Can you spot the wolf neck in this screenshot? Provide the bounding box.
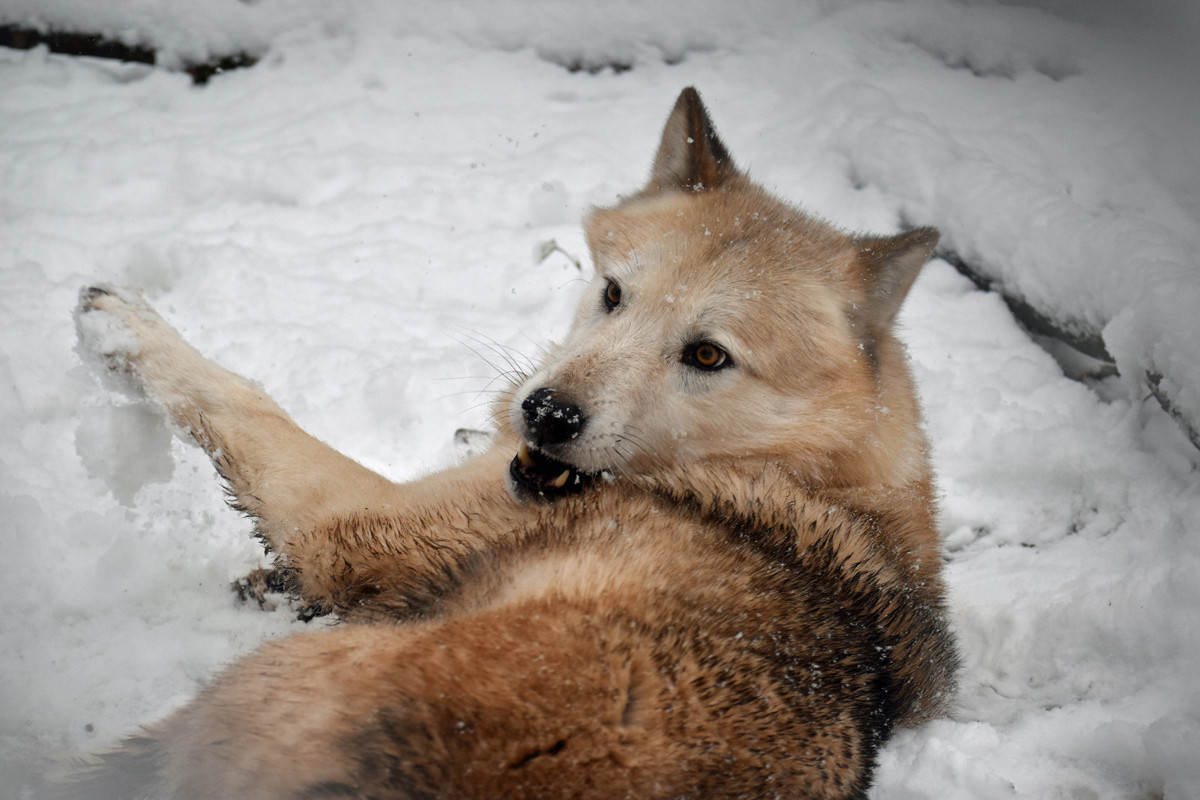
[631,452,940,596]
[640,451,933,524]
[819,329,936,515]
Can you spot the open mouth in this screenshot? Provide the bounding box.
[508,441,596,501]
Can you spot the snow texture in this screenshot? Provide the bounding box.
[1,1,1198,797]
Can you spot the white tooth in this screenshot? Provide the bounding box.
[550,470,571,488]
[517,442,534,467]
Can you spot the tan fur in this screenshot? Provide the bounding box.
[70,88,956,800]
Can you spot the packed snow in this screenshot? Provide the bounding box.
[2,1,1198,797]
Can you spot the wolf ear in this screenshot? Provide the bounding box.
[852,227,939,329]
[644,87,738,194]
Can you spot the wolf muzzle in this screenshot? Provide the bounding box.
[509,387,597,501]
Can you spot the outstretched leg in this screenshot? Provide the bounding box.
[77,286,399,542]
[75,286,520,610]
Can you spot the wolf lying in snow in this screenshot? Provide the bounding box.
[72,87,957,799]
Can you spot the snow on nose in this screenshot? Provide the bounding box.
[521,387,585,446]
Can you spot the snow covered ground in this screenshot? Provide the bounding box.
[2,1,1198,797]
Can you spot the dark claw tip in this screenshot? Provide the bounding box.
[79,286,112,310]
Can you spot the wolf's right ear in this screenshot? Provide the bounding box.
[852,227,940,330]
[643,87,738,195]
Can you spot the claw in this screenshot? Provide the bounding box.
[79,285,112,310]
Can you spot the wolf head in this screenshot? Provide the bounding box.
[508,88,937,502]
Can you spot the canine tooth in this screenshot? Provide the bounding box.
[550,470,571,488]
[517,442,534,468]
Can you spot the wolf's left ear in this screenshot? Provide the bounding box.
[644,87,738,194]
[852,227,939,329]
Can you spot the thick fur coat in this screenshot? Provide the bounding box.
[70,88,957,800]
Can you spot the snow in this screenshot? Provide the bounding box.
[2,1,1198,797]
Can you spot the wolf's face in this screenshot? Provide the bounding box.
[507,90,936,502]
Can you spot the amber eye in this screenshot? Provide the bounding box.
[683,342,730,371]
[603,279,622,311]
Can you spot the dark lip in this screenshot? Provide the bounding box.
[508,442,596,502]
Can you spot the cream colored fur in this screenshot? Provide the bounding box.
[68,88,956,800]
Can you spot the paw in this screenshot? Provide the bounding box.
[76,286,142,371]
[232,566,295,612]
[74,285,182,395]
[232,567,331,622]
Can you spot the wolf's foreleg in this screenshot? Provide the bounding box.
[76,286,401,536]
[75,286,516,608]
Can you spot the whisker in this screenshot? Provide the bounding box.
[431,386,503,403]
[452,337,522,382]
[453,328,536,376]
[446,328,542,417]
[618,424,655,455]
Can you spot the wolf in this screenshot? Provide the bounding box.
[70,87,957,799]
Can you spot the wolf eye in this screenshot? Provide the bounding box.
[603,280,622,312]
[683,342,730,371]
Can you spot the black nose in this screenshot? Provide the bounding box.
[521,387,585,446]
